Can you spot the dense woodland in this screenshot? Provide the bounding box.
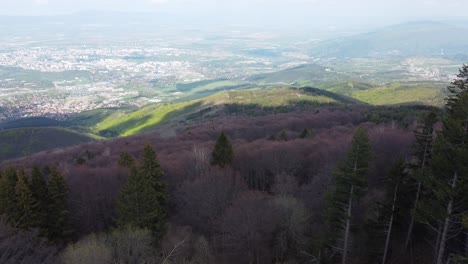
[0,65,468,264]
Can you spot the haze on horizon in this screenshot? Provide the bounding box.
[1,0,467,30]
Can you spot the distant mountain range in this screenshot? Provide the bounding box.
[310,21,468,58]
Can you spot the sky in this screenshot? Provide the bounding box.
[0,0,467,28]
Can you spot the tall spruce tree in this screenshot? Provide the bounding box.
[0,167,18,224]
[15,168,41,229]
[280,130,288,141]
[210,131,233,168]
[405,111,438,249]
[324,128,372,264]
[419,65,468,264]
[30,166,49,233]
[0,169,5,216]
[117,145,167,242]
[118,152,136,169]
[300,128,312,139]
[140,144,166,208]
[47,166,72,241]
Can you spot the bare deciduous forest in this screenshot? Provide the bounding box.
[1,66,468,264]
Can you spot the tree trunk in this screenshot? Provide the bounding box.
[433,224,442,264]
[342,185,354,264]
[465,230,468,255]
[382,183,399,264]
[406,136,431,250]
[436,171,458,264]
[405,181,421,249]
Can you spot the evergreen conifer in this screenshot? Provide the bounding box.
[210,132,233,167]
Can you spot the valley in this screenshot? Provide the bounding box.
[0,20,464,123]
[1,9,468,264]
[0,26,460,161]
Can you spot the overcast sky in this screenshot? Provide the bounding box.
[0,0,466,28]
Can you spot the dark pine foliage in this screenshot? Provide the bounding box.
[420,65,468,264]
[117,144,167,243]
[0,167,18,225]
[29,166,49,234]
[14,168,41,229]
[323,128,372,263]
[211,131,234,168]
[47,166,72,241]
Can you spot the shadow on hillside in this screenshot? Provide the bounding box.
[0,127,93,161]
[300,87,363,105]
[99,102,204,137]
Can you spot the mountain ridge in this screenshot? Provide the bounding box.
[310,21,468,58]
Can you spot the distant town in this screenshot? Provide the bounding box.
[0,29,457,122]
[0,30,314,121]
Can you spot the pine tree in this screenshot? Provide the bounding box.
[118,152,136,169]
[405,111,438,249]
[324,128,372,264]
[210,131,233,168]
[0,167,18,224]
[140,144,167,239]
[117,145,167,243]
[280,130,288,141]
[47,166,72,241]
[30,166,49,233]
[15,168,41,229]
[300,128,312,139]
[419,65,468,264]
[140,144,166,206]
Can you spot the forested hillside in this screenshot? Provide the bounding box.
[0,127,94,161]
[0,65,467,264]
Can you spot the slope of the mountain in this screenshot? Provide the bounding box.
[246,65,447,106]
[0,85,379,161]
[92,87,357,137]
[310,21,468,58]
[321,81,447,106]
[0,127,94,161]
[0,117,67,129]
[0,91,439,264]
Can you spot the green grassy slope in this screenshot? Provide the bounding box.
[67,108,122,128]
[0,127,94,161]
[352,84,443,105]
[205,87,357,106]
[95,101,200,137]
[247,64,447,106]
[320,81,446,105]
